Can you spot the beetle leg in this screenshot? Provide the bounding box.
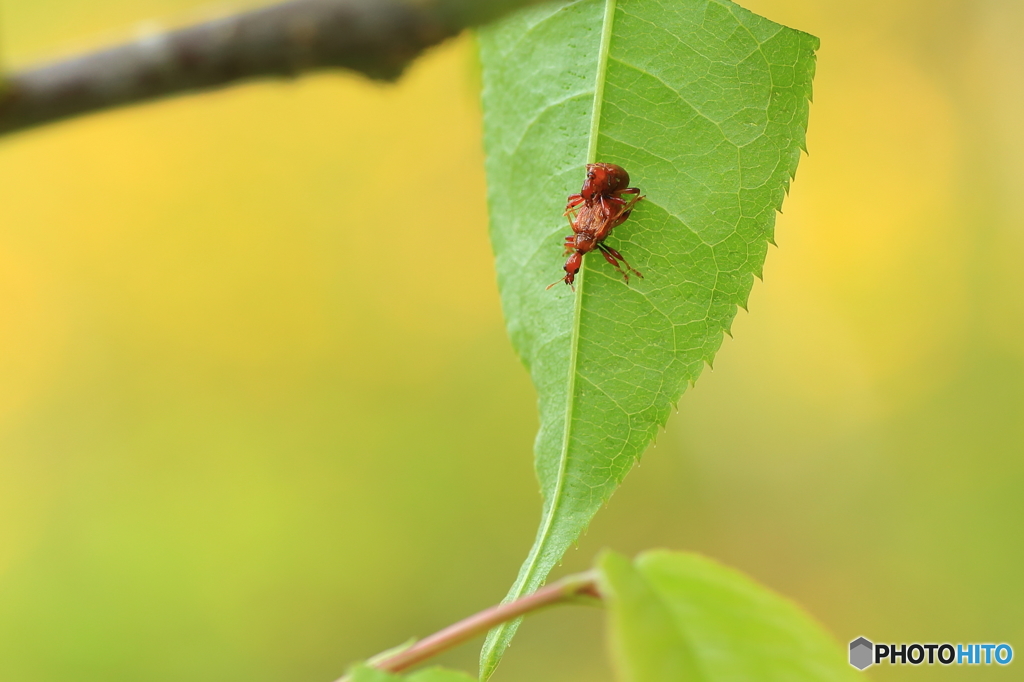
[598,195,620,221]
[622,192,644,210]
[600,243,643,281]
[597,245,631,283]
[564,194,585,219]
[607,194,645,229]
[599,193,640,223]
[609,192,642,212]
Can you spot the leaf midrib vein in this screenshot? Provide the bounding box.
[512,0,620,603]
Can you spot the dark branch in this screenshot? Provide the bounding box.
[0,0,549,137]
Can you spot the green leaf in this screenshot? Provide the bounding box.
[598,551,858,682]
[349,665,478,682]
[477,0,817,676]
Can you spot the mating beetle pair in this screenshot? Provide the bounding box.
[548,163,644,290]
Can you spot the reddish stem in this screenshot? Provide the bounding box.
[335,572,600,681]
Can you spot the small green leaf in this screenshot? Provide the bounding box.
[478,0,817,676]
[403,670,478,682]
[349,665,477,682]
[598,552,702,680]
[349,666,399,682]
[366,638,418,667]
[598,551,859,682]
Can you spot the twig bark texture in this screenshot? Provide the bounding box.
[0,0,546,137]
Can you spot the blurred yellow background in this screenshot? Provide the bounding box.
[0,1,1021,680]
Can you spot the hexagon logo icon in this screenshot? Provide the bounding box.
[849,637,874,670]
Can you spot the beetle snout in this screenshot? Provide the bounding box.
[564,251,583,274]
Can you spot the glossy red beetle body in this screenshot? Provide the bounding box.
[549,163,645,289]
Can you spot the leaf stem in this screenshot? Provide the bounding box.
[337,571,601,681]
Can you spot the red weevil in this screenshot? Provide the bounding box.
[549,163,645,289]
